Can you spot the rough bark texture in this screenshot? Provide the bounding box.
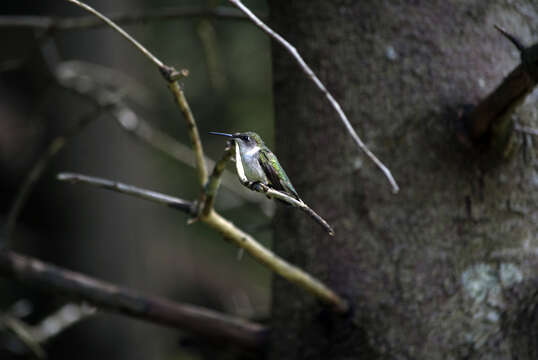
[268,1,538,359]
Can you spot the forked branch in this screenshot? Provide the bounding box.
[62,0,348,312]
[57,172,348,313]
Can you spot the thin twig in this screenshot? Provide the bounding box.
[201,144,234,216]
[167,81,209,186]
[3,109,103,246]
[0,7,251,31]
[57,173,195,213]
[227,0,399,194]
[64,0,210,187]
[65,0,164,68]
[232,142,335,236]
[0,250,267,351]
[254,183,335,236]
[56,173,348,312]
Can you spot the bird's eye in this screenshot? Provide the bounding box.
[244,136,251,142]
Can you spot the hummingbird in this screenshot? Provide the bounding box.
[209,131,300,201]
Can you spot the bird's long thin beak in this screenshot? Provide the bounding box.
[208,131,234,138]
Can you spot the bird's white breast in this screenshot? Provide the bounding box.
[240,145,267,182]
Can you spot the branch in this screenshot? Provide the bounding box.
[465,27,538,141]
[54,61,262,208]
[166,78,209,186]
[57,173,195,214]
[227,0,399,194]
[201,144,234,216]
[59,0,347,312]
[232,142,335,236]
[203,211,345,311]
[0,250,267,351]
[64,0,209,186]
[0,7,250,31]
[56,172,349,313]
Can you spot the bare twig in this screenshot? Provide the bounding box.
[227,0,399,194]
[0,250,267,351]
[201,144,235,216]
[57,172,195,213]
[203,211,345,311]
[3,109,104,246]
[56,172,348,312]
[465,27,538,140]
[232,142,335,236]
[167,80,209,186]
[64,0,209,186]
[0,7,250,31]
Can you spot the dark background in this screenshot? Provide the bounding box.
[0,1,272,359]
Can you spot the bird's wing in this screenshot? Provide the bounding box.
[258,148,300,200]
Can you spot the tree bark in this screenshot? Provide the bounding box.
[268,1,538,359]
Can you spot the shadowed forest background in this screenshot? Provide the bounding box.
[1,0,272,359]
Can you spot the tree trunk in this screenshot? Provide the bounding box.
[268,1,538,359]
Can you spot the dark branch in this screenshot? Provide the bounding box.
[0,6,252,31]
[0,250,268,351]
[465,28,538,141]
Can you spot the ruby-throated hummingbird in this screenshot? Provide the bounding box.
[209,131,300,201]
